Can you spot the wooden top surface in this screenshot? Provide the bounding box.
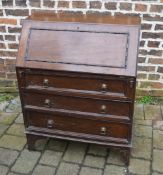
[27,11,141,26]
[17,12,140,77]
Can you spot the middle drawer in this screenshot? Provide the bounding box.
[24,92,131,118]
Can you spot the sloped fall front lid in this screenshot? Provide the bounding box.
[16,12,141,77]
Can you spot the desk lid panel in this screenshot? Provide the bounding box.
[16,17,140,77]
[27,29,128,68]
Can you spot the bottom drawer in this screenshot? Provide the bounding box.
[26,111,130,143]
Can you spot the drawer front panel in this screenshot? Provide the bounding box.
[24,92,131,117]
[26,111,130,141]
[25,73,135,99]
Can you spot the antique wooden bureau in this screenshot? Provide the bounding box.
[16,12,140,165]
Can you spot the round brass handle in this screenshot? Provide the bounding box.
[44,99,50,107]
[100,126,107,135]
[47,119,54,128]
[43,79,48,87]
[101,105,107,114]
[101,83,107,92]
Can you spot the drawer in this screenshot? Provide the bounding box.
[24,92,131,118]
[26,111,130,143]
[24,71,135,99]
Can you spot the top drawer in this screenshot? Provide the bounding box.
[21,70,135,100]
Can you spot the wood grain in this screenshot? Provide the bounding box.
[16,12,140,165]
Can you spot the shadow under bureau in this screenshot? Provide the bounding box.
[16,12,141,165]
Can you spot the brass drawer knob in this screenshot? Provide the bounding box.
[101,105,107,114]
[101,83,107,92]
[44,99,50,107]
[47,119,54,128]
[43,79,48,87]
[100,126,107,135]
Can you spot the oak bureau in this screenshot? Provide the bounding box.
[16,12,141,165]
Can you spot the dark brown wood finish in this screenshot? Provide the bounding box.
[16,12,140,165]
[24,69,136,100]
[26,111,130,142]
[17,13,140,77]
[24,92,131,118]
[27,30,128,67]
